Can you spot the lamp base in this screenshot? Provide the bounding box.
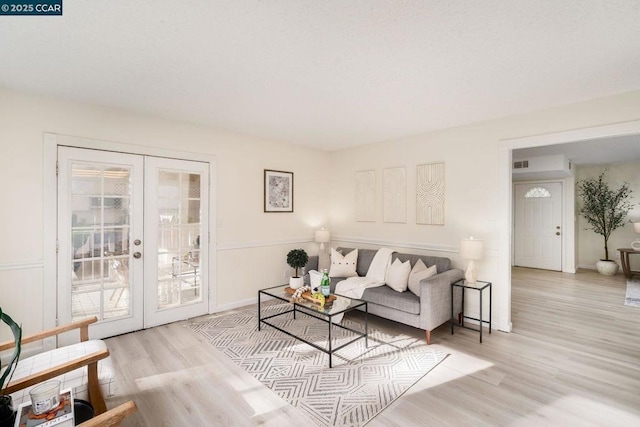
[465,260,478,284]
[632,240,640,251]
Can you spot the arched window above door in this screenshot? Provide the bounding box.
[524,187,551,198]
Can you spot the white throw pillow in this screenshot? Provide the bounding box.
[329,248,358,278]
[408,259,437,296]
[410,258,427,275]
[385,258,411,292]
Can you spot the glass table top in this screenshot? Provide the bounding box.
[259,285,366,317]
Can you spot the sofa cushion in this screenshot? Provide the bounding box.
[385,258,411,292]
[409,258,427,275]
[338,247,451,276]
[393,252,451,273]
[337,247,377,277]
[408,263,438,296]
[362,285,421,315]
[329,248,358,277]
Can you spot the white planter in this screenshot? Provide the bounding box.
[596,260,619,276]
[289,276,304,289]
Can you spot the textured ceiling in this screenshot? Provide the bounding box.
[1,1,640,150]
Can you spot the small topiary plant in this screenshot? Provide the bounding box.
[286,249,309,278]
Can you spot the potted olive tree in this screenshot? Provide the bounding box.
[577,172,633,275]
[287,248,308,289]
[0,308,22,427]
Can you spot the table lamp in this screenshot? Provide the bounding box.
[632,222,640,250]
[460,237,484,284]
[315,228,330,254]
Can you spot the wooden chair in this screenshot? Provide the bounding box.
[0,317,114,415]
[77,400,137,427]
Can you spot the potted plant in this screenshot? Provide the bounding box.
[0,307,22,427]
[287,248,309,289]
[577,171,633,275]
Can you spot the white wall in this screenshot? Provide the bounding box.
[576,162,640,270]
[2,87,640,340]
[0,88,331,339]
[328,90,640,332]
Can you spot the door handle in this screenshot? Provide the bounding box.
[133,252,142,259]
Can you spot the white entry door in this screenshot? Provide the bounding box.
[57,147,209,339]
[514,182,563,271]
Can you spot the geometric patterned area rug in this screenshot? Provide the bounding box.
[188,301,448,427]
[625,279,640,307]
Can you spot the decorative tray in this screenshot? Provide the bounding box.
[284,287,336,306]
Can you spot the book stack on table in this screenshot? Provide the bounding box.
[14,389,74,427]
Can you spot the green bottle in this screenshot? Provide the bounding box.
[320,269,330,297]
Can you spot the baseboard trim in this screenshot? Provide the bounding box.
[577,262,622,271]
[211,296,262,313]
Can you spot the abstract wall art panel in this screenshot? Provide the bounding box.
[416,163,445,225]
[383,167,406,223]
[355,170,376,222]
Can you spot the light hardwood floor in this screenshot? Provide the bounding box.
[106,268,640,426]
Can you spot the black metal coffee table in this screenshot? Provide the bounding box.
[258,285,368,368]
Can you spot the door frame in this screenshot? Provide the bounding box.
[512,180,567,271]
[43,133,217,343]
[498,119,640,333]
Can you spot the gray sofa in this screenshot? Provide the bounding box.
[305,247,463,344]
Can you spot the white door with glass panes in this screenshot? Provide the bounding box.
[57,147,209,339]
[144,157,209,328]
[514,182,563,271]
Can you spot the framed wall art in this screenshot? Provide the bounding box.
[264,169,294,212]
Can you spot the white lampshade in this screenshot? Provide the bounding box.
[460,237,484,260]
[634,222,640,234]
[315,228,331,243]
[460,237,483,284]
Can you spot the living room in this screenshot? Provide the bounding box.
[1,2,640,426]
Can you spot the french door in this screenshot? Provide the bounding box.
[143,156,209,328]
[57,147,209,339]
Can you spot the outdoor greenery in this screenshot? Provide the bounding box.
[577,172,634,261]
[286,249,308,278]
